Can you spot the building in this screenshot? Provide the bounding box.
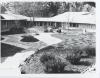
[1,12,96,32]
[0,13,29,32]
[28,12,96,32]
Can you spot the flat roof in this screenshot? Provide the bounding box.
[0,12,96,24]
[0,13,29,20]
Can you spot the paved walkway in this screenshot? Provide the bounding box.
[34,33,62,45]
[0,51,35,75]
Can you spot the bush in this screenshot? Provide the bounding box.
[83,46,96,57]
[66,53,81,65]
[21,35,39,42]
[50,29,53,32]
[44,29,48,32]
[21,70,26,74]
[57,29,61,33]
[10,27,25,34]
[66,46,96,64]
[40,54,55,64]
[35,32,39,35]
[1,27,25,35]
[40,54,66,73]
[66,47,82,64]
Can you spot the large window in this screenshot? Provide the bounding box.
[70,23,79,27]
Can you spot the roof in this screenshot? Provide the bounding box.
[0,13,29,20]
[32,12,96,24]
[0,12,96,24]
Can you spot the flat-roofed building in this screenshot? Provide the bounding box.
[0,13,29,32]
[27,12,95,32]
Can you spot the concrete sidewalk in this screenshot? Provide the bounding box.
[34,33,62,45]
[0,51,35,75]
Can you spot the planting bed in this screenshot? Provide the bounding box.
[19,32,96,74]
[21,35,39,42]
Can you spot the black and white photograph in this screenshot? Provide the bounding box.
[0,0,97,76]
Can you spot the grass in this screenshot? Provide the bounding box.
[1,43,25,62]
[19,31,96,74]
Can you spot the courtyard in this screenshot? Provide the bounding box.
[18,29,95,74]
[0,27,96,74]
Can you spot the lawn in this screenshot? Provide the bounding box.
[19,32,96,74]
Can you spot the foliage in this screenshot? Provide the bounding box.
[66,46,96,64]
[44,29,49,32]
[1,27,25,35]
[10,27,25,34]
[66,47,82,64]
[40,54,66,73]
[2,2,95,17]
[83,46,96,57]
[57,29,62,33]
[40,54,55,64]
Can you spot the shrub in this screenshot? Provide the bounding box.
[83,46,96,57]
[44,29,48,32]
[21,70,26,74]
[50,29,53,32]
[66,53,81,65]
[40,54,55,64]
[57,29,61,33]
[35,32,39,35]
[21,35,39,42]
[1,27,25,35]
[66,47,82,64]
[10,27,25,34]
[40,54,66,73]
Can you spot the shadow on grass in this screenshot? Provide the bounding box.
[45,70,80,74]
[72,61,91,66]
[1,43,25,57]
[62,70,80,73]
[1,37,5,40]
